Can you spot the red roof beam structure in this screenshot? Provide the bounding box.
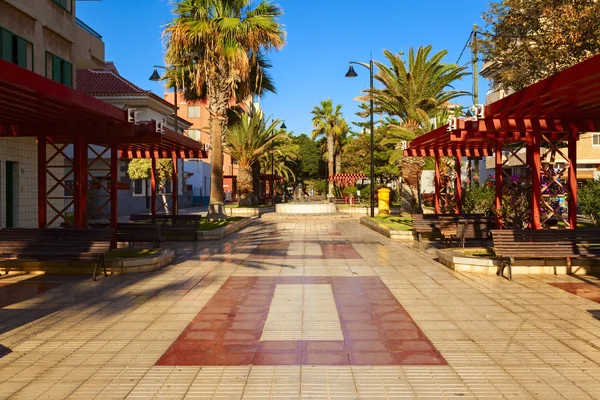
[453,118,599,134]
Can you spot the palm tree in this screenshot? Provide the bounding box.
[333,120,351,175]
[365,45,469,211]
[164,0,285,219]
[225,111,285,206]
[311,99,346,197]
[260,133,300,183]
[369,45,469,128]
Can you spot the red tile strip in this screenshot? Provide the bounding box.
[550,282,600,303]
[156,276,446,366]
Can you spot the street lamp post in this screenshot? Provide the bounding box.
[345,56,375,218]
[149,66,179,134]
[273,122,287,204]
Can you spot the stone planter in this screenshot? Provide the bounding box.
[226,207,274,217]
[360,217,414,241]
[436,247,600,275]
[197,217,252,240]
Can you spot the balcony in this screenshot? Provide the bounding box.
[76,18,102,39]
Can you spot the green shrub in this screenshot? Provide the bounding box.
[579,179,600,226]
[343,186,358,197]
[313,179,327,195]
[462,183,495,215]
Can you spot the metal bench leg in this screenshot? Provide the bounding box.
[497,260,512,280]
[417,232,422,242]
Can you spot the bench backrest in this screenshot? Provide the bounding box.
[491,229,578,258]
[0,228,113,260]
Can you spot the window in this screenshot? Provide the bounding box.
[52,0,72,13]
[133,180,145,196]
[593,133,600,147]
[187,129,201,141]
[0,28,33,70]
[45,52,73,87]
[188,106,201,118]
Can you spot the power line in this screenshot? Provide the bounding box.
[456,30,474,64]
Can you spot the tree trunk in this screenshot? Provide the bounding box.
[335,152,342,175]
[252,162,261,204]
[206,81,229,221]
[237,165,254,207]
[327,134,334,197]
[400,156,425,213]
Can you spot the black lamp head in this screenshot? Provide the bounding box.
[280,122,287,130]
[149,68,161,81]
[345,64,358,78]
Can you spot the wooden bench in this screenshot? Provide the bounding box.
[116,224,163,247]
[129,215,200,241]
[0,228,113,280]
[491,229,600,280]
[412,214,493,244]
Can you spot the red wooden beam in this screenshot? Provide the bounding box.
[434,155,441,214]
[151,156,157,216]
[530,132,542,230]
[495,140,503,229]
[568,125,578,230]
[38,136,47,228]
[172,155,179,216]
[110,142,119,247]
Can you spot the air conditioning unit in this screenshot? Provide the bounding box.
[204,143,211,151]
[475,104,485,119]
[400,141,408,150]
[126,108,140,124]
[447,118,458,131]
[156,121,165,134]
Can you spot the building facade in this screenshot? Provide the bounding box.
[0,0,105,228]
[163,93,240,205]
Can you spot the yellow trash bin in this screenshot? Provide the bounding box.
[377,187,391,216]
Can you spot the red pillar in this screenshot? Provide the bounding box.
[172,156,179,216]
[495,140,503,229]
[110,143,119,247]
[38,136,47,228]
[434,154,441,214]
[568,127,578,229]
[151,156,157,216]
[530,132,542,230]
[74,137,88,228]
[455,152,462,214]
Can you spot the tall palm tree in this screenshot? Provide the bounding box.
[165,0,285,219]
[311,99,346,197]
[365,45,469,211]
[225,111,285,206]
[333,120,351,175]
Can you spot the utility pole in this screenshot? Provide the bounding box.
[472,24,479,106]
[471,24,480,185]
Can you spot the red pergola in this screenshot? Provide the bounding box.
[0,59,207,241]
[328,173,367,187]
[404,53,600,230]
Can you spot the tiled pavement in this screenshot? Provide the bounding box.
[1,220,600,399]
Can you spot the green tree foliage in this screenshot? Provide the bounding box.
[481,0,600,90]
[292,134,324,179]
[164,0,285,219]
[127,159,173,182]
[579,179,600,226]
[311,99,348,196]
[342,128,399,185]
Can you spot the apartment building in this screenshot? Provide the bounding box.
[164,93,240,205]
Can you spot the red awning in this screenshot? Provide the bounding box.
[0,59,207,159]
[404,53,600,157]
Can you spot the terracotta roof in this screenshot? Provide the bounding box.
[76,69,149,97]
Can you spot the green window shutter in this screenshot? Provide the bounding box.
[63,60,73,87]
[1,29,13,63]
[16,37,27,69]
[60,0,68,7]
[52,54,62,82]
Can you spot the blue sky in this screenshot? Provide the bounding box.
[78,0,490,136]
